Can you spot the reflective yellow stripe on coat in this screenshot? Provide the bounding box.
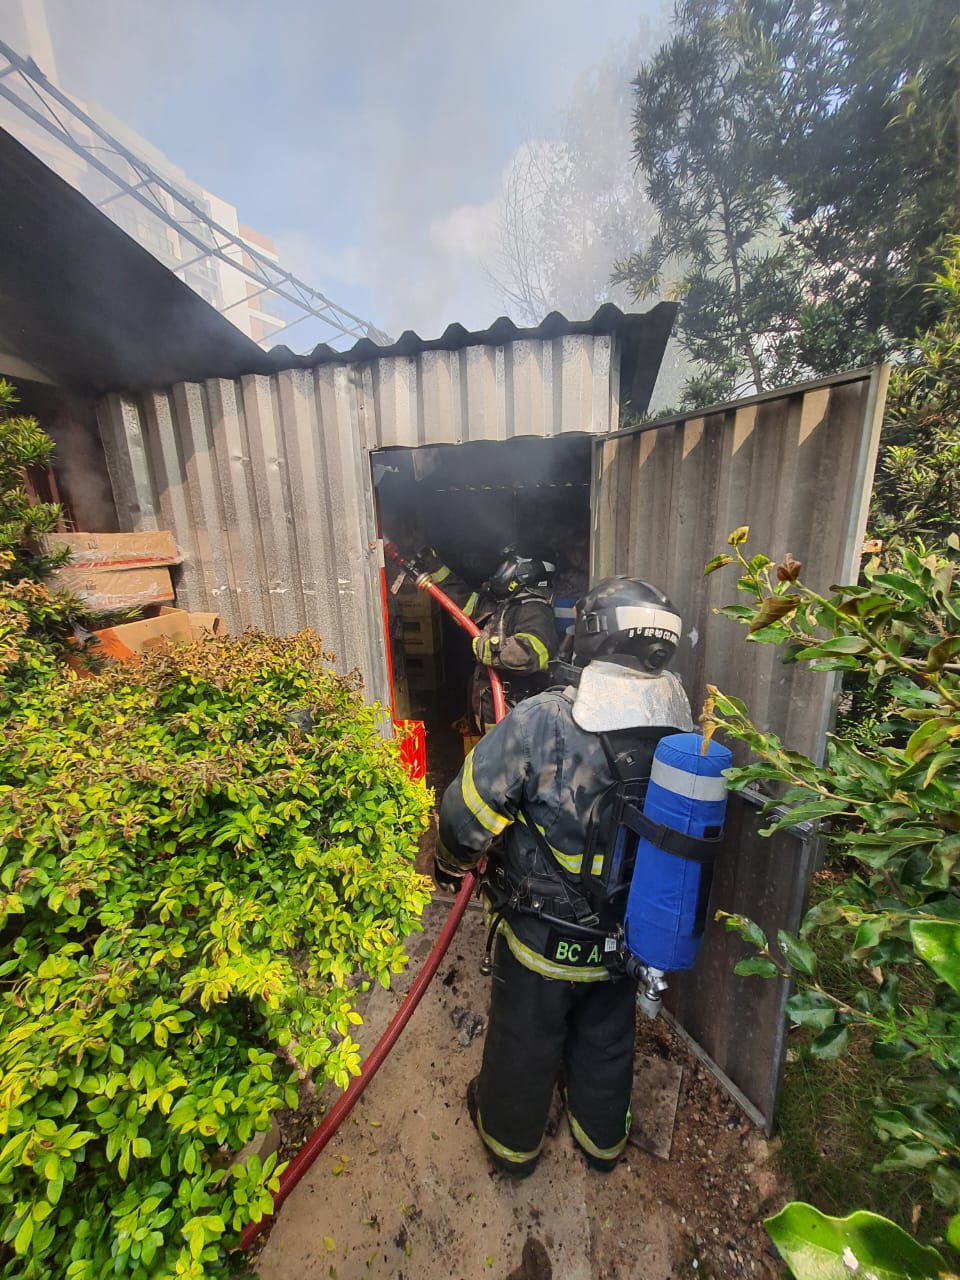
[461,750,510,836]
[513,631,550,670]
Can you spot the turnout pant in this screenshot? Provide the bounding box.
[474,935,635,1170]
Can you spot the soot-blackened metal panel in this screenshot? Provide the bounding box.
[591,366,888,1130]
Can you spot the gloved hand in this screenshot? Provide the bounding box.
[432,855,464,894]
[384,540,438,590]
[472,626,500,667]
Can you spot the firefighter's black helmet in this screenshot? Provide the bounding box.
[573,576,681,671]
[486,547,554,598]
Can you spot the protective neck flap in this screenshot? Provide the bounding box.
[571,660,694,733]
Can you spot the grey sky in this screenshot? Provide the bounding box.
[37,0,666,340]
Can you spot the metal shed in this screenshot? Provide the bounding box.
[95,303,677,707]
[95,344,886,1130]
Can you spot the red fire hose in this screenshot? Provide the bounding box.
[236,544,505,1252]
[383,542,508,723]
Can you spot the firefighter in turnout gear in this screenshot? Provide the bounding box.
[404,544,559,734]
[437,577,694,1177]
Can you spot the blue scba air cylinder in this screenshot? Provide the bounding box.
[623,733,731,973]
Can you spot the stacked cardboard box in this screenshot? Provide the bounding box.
[404,650,446,691]
[45,530,181,610]
[67,607,223,673]
[395,584,445,690]
[396,586,442,654]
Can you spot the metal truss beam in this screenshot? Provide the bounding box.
[0,39,392,350]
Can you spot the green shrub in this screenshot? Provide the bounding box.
[0,629,432,1278]
[872,238,960,545]
[0,379,64,582]
[703,530,960,1270]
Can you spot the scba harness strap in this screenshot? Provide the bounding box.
[617,803,724,864]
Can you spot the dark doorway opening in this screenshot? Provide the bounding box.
[372,435,593,817]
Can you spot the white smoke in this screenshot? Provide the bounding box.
[28,0,669,342]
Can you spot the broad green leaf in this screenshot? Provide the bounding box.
[852,920,881,957]
[869,573,930,608]
[904,717,954,763]
[704,553,734,576]
[763,798,850,830]
[794,636,870,657]
[785,991,834,1030]
[877,1142,941,1171]
[748,594,800,634]
[718,912,767,950]
[13,1214,32,1255]
[872,1110,923,1141]
[808,1024,849,1059]
[746,624,795,643]
[776,931,817,976]
[871,1037,912,1061]
[734,957,779,978]
[909,921,960,995]
[764,1203,944,1280]
[778,640,808,664]
[835,592,899,622]
[925,634,960,671]
[825,739,895,791]
[923,888,960,919]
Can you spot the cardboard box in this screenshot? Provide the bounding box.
[400,610,442,655]
[73,608,224,666]
[395,586,436,624]
[48,565,175,610]
[158,607,223,640]
[45,530,181,569]
[405,649,445,692]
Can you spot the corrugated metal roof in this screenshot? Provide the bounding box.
[263,302,677,416]
[97,315,645,693]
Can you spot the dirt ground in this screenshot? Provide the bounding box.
[250,895,793,1280]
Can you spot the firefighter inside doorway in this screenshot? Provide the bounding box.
[373,437,592,745]
[387,542,559,734]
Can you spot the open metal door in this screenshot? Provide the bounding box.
[591,366,888,1131]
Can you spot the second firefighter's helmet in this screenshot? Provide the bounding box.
[573,576,681,672]
[486,547,554,598]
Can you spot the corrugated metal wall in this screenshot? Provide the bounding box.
[592,365,888,1128]
[593,367,887,761]
[96,334,620,707]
